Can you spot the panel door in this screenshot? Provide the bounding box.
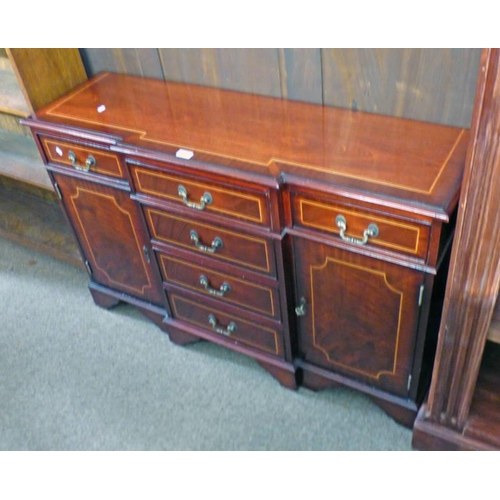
[52,173,164,306]
[292,237,425,396]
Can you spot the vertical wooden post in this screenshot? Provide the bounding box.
[419,48,500,435]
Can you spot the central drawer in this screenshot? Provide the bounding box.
[169,292,284,357]
[130,163,272,227]
[157,253,281,320]
[144,207,277,276]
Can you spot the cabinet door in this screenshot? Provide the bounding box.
[53,173,163,306]
[293,237,424,396]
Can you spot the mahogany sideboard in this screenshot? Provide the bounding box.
[22,72,469,427]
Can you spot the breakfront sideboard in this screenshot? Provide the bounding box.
[23,72,469,426]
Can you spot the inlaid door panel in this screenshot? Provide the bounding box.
[292,237,424,396]
[52,173,164,305]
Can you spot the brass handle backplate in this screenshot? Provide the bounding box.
[208,314,237,336]
[190,230,223,253]
[178,185,212,210]
[335,215,379,246]
[68,150,95,172]
[200,275,231,297]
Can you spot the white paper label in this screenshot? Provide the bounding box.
[97,104,106,113]
[175,148,194,160]
[55,146,63,156]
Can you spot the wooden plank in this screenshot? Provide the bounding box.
[0,55,30,115]
[80,48,481,127]
[158,48,282,96]
[0,130,52,189]
[7,48,87,114]
[0,112,31,135]
[279,48,322,104]
[321,48,482,127]
[81,48,164,79]
[158,48,218,86]
[213,48,281,96]
[159,48,191,84]
[0,66,30,116]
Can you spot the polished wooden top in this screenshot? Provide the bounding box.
[32,72,469,219]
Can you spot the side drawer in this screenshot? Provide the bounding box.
[129,163,271,227]
[291,193,430,259]
[157,253,281,320]
[169,292,284,358]
[39,136,124,179]
[144,207,277,276]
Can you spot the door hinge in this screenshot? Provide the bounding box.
[407,374,412,391]
[84,260,92,275]
[54,182,62,200]
[418,285,425,307]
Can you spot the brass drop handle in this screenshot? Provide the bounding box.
[68,150,95,172]
[178,185,212,210]
[190,230,223,253]
[335,215,379,246]
[295,297,307,316]
[200,275,231,297]
[208,314,237,336]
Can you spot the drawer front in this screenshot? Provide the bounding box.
[292,195,429,259]
[145,207,276,276]
[170,293,284,357]
[158,253,280,320]
[130,165,271,227]
[40,136,123,179]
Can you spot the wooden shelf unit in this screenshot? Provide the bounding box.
[412,48,500,451]
[0,48,87,190]
[0,54,31,117]
[0,49,87,265]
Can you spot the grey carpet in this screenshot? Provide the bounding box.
[0,236,413,450]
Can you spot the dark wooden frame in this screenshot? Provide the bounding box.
[412,48,500,451]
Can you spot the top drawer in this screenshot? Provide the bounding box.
[129,163,272,228]
[291,193,431,260]
[40,136,124,179]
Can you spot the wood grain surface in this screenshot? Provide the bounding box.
[35,72,469,217]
